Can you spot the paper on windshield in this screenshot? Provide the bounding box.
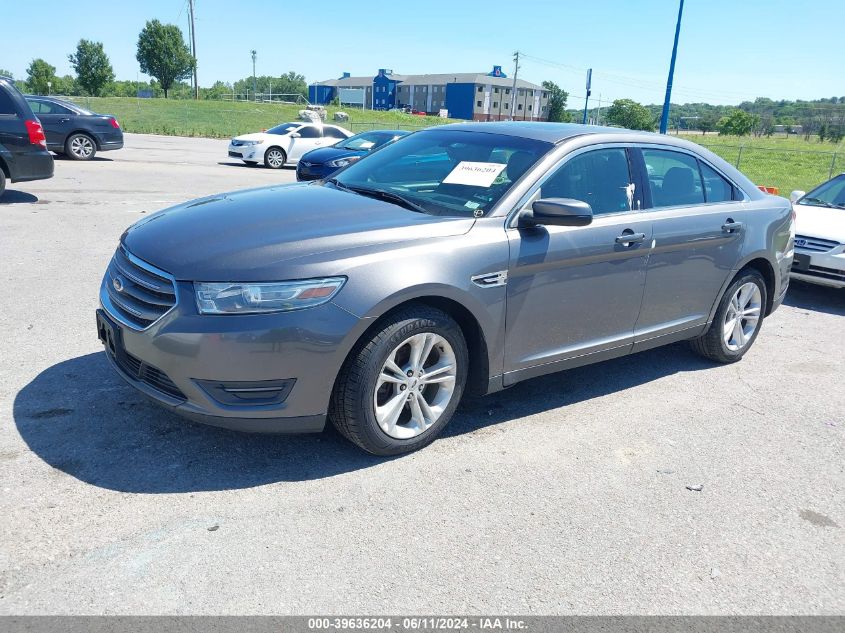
[359,141,375,149]
[442,161,506,187]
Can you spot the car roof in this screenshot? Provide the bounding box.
[434,121,662,144]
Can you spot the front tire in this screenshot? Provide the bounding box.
[690,268,767,363]
[264,147,286,169]
[330,305,468,455]
[65,133,96,160]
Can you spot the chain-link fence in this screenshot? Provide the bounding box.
[696,143,840,194]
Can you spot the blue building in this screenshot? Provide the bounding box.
[309,66,549,121]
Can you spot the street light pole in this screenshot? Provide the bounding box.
[251,50,257,101]
[659,0,685,134]
[188,0,198,99]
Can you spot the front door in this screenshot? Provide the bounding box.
[288,125,323,162]
[504,146,652,384]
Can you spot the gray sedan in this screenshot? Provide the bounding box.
[97,122,793,455]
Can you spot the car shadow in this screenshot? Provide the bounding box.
[14,343,714,494]
[0,190,39,204]
[784,280,845,316]
[217,161,296,171]
[52,154,113,162]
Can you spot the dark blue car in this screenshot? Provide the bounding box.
[296,129,408,181]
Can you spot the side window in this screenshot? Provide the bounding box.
[642,149,704,207]
[540,148,633,215]
[27,100,44,114]
[323,127,346,139]
[699,161,734,202]
[297,126,321,138]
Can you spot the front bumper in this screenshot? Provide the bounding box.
[790,248,845,289]
[228,143,261,162]
[97,277,366,433]
[296,162,335,181]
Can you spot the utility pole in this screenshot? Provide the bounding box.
[188,0,198,99]
[251,50,257,100]
[509,51,519,120]
[660,0,685,134]
[582,68,592,124]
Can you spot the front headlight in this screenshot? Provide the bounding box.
[328,156,361,168]
[195,277,346,314]
[234,139,261,146]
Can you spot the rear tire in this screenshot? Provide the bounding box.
[264,147,286,169]
[65,133,97,160]
[330,305,468,455]
[690,268,767,363]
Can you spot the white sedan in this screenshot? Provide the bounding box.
[790,173,845,288]
[228,122,353,169]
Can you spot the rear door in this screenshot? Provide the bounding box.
[504,145,652,383]
[632,146,747,349]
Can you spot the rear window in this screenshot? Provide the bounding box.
[0,88,19,116]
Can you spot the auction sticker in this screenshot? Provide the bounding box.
[442,161,507,187]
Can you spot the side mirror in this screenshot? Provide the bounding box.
[790,190,805,204]
[289,132,301,138]
[521,198,593,227]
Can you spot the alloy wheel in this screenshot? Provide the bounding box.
[266,149,284,168]
[722,282,762,351]
[373,333,457,439]
[70,136,94,159]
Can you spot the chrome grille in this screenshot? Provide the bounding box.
[794,234,841,253]
[103,247,176,329]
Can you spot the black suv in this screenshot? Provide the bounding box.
[25,95,123,160]
[0,76,53,198]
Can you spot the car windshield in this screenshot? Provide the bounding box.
[800,175,845,208]
[266,122,301,135]
[337,131,403,151]
[327,129,553,217]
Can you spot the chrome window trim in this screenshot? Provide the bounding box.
[100,246,179,332]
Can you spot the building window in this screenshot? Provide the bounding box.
[505,89,510,95]
[494,87,499,93]
[518,103,523,110]
[477,86,483,92]
[504,102,509,109]
[528,104,533,111]
[493,102,498,108]
[477,100,482,107]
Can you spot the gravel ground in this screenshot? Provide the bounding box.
[0,134,842,615]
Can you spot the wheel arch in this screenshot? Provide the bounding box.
[332,294,492,400]
[740,257,776,316]
[265,145,287,163]
[66,130,99,149]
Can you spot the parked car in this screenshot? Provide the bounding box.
[97,122,793,455]
[296,129,409,181]
[789,174,845,288]
[24,95,123,160]
[228,122,353,169]
[0,77,53,198]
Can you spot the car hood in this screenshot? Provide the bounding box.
[232,132,278,142]
[794,203,845,243]
[301,146,364,164]
[121,183,474,281]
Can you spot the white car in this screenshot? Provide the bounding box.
[227,122,353,169]
[790,173,845,288]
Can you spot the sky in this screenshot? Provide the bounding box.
[1,0,843,107]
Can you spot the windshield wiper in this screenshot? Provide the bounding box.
[326,177,354,192]
[342,184,429,214]
[800,197,836,208]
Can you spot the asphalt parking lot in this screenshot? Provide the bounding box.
[0,134,843,615]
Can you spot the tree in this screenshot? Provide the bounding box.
[26,59,57,95]
[542,80,570,122]
[0,69,13,79]
[136,20,194,98]
[68,39,114,96]
[697,114,718,135]
[716,109,756,136]
[605,98,656,131]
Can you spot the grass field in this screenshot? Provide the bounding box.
[65,97,843,194]
[65,96,456,137]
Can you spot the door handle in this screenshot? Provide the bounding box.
[721,220,743,233]
[615,231,646,245]
[59,118,70,123]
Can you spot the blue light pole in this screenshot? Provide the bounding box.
[659,0,685,134]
